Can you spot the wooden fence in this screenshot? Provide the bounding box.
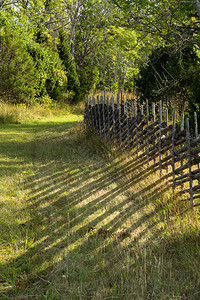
[84,94,200,211]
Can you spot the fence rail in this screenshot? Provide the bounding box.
[84,94,200,211]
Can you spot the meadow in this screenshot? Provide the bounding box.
[0,103,200,299]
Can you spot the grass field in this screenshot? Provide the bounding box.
[0,105,200,299]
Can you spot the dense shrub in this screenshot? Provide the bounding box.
[0,28,38,103]
[27,41,68,101]
[57,30,80,102]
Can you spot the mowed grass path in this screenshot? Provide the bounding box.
[0,113,200,299]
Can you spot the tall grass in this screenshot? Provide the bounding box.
[90,90,136,100]
[0,107,200,299]
[0,100,84,125]
[0,101,21,124]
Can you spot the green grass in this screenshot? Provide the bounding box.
[0,107,200,299]
[0,101,84,125]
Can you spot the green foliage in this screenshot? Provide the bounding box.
[1,0,200,104]
[78,66,99,97]
[0,27,37,103]
[28,40,68,101]
[58,30,80,102]
[187,72,200,131]
[111,0,199,48]
[35,24,53,46]
[136,45,199,112]
[95,26,147,92]
[0,8,68,104]
[74,0,121,94]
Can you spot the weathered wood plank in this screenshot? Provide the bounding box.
[159,100,162,177]
[186,118,194,211]
[172,109,176,192]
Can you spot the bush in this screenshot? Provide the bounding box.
[0,27,38,103]
[28,41,68,101]
[0,18,68,104]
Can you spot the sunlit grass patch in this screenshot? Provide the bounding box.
[0,100,84,125]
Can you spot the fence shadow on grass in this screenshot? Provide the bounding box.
[1,120,196,299]
[0,130,179,298]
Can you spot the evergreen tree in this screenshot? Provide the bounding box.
[27,39,68,102]
[136,46,199,113]
[57,30,80,102]
[0,27,38,103]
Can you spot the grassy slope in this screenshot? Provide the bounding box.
[0,111,200,299]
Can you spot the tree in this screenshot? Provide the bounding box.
[0,26,38,103]
[136,45,199,114]
[57,29,80,102]
[96,25,149,92]
[73,0,118,94]
[111,0,200,47]
[0,1,68,103]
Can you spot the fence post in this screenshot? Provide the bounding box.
[135,100,137,117]
[87,96,90,126]
[111,96,115,142]
[194,112,200,181]
[131,101,134,118]
[159,100,162,178]
[172,108,176,193]
[152,102,156,122]
[135,101,138,155]
[101,95,106,142]
[106,96,110,141]
[166,108,168,126]
[165,107,169,174]
[123,95,126,115]
[88,95,91,127]
[117,93,122,145]
[92,97,97,132]
[87,95,91,127]
[84,95,89,127]
[141,104,144,115]
[146,99,149,167]
[97,95,101,136]
[194,112,198,138]
[180,113,184,131]
[90,97,95,130]
[125,100,130,147]
[88,97,92,127]
[152,102,156,164]
[186,118,194,212]
[180,113,185,190]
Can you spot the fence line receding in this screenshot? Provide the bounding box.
[84,94,200,211]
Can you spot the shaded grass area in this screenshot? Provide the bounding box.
[0,113,200,299]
